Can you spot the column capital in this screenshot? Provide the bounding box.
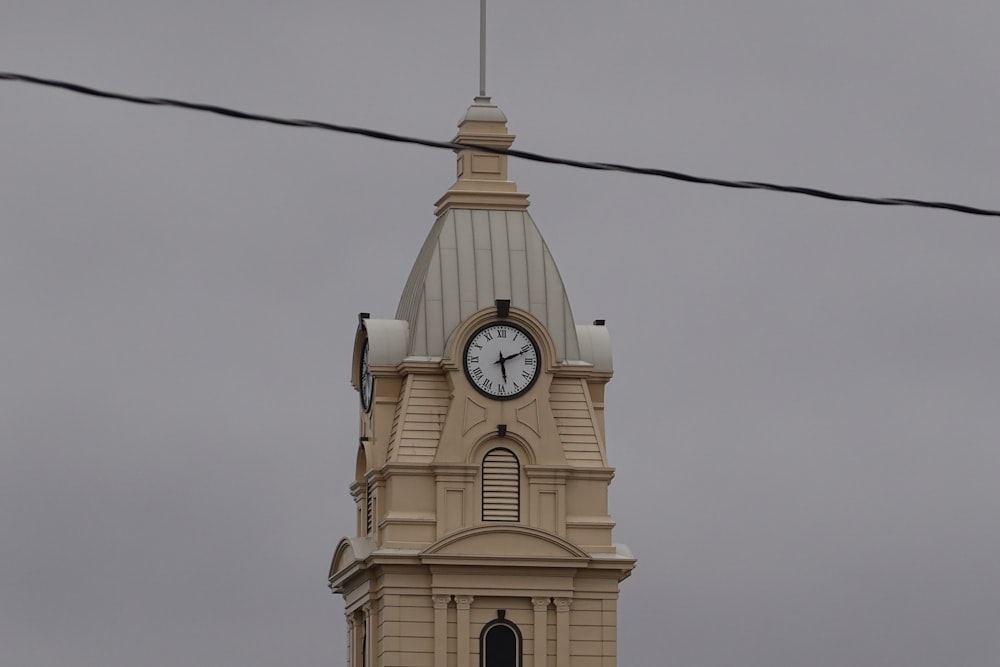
[554,597,572,612]
[531,597,551,611]
[455,595,475,610]
[432,594,452,610]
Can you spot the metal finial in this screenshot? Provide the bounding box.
[479,0,487,96]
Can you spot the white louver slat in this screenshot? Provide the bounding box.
[482,448,520,522]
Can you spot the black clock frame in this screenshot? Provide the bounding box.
[462,321,541,400]
[359,338,374,412]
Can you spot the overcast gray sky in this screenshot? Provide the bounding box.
[3,2,1000,666]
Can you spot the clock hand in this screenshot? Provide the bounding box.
[493,352,508,382]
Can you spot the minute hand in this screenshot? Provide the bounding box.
[500,349,527,362]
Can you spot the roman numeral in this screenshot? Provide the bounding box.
[498,328,508,338]
[520,344,530,354]
[469,355,479,363]
[524,357,535,366]
[471,368,483,380]
[521,370,532,380]
[483,331,493,341]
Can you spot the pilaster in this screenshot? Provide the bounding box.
[433,595,451,667]
[362,601,373,667]
[555,597,571,667]
[455,595,474,667]
[532,597,550,667]
[346,614,355,667]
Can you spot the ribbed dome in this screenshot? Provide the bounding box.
[395,207,580,361]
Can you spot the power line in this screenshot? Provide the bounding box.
[2,70,998,219]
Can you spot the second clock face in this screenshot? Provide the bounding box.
[359,339,373,412]
[464,322,540,399]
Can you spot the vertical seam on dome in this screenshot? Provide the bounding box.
[504,211,513,305]
[436,236,445,355]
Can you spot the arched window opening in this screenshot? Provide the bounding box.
[482,447,519,522]
[480,613,522,667]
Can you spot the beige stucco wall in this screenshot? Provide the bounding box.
[340,579,626,667]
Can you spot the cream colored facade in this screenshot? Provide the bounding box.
[329,97,635,667]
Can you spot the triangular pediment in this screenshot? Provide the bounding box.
[421,525,589,561]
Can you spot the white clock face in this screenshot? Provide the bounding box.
[359,339,373,412]
[464,323,540,399]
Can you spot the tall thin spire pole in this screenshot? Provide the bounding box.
[479,0,487,97]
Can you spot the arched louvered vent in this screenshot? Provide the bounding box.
[365,481,373,535]
[482,448,520,522]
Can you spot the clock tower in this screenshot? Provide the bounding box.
[328,95,635,667]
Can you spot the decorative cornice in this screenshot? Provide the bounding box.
[380,462,446,476]
[562,468,616,482]
[431,462,480,481]
[551,362,601,379]
[363,468,386,485]
[379,512,436,526]
[395,358,447,375]
[523,465,574,481]
[434,190,530,216]
[566,517,617,529]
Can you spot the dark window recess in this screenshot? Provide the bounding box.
[484,625,517,667]
[480,615,522,667]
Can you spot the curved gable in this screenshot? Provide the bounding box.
[421,525,589,561]
[329,536,373,580]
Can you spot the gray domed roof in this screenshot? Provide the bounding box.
[396,207,580,362]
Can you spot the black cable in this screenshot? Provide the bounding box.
[3,71,998,219]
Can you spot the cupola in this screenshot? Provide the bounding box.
[396,97,581,362]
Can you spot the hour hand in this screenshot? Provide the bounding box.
[493,352,508,381]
